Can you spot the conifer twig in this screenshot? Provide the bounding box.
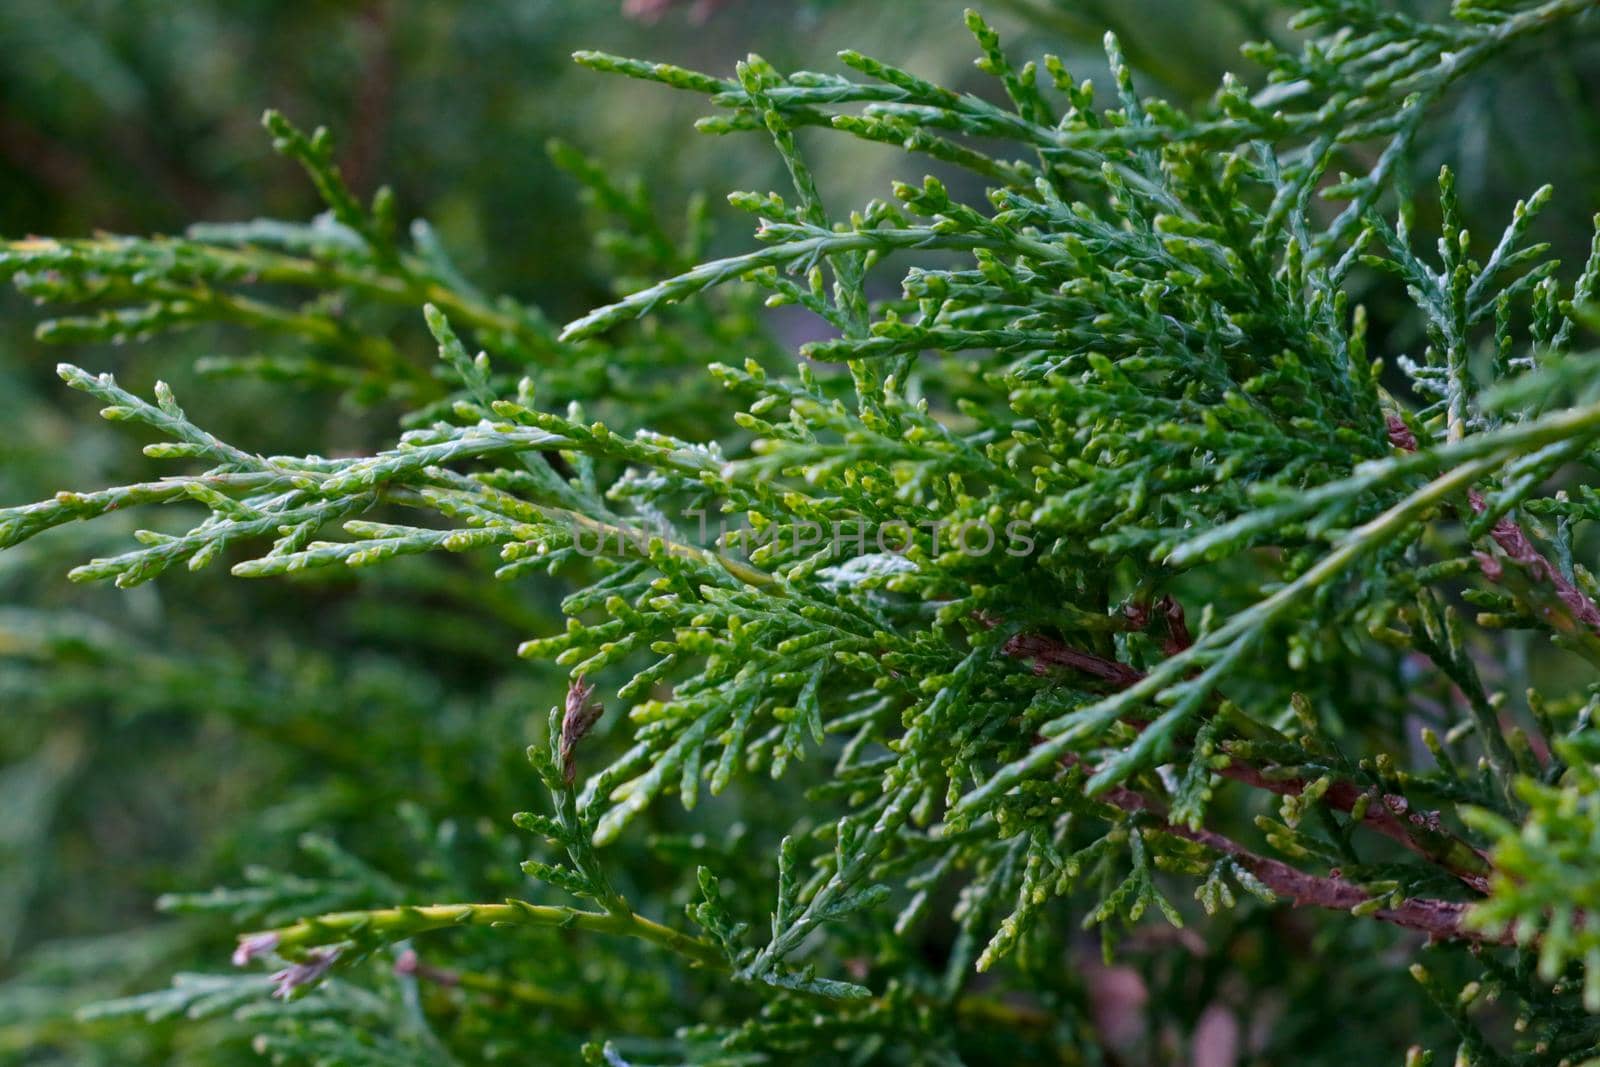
[244,901,726,972]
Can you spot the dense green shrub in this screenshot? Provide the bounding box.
[5,1,1600,1063]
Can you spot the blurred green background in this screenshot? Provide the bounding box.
[1,1,1597,1063]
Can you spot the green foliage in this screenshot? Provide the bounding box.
[6,0,1600,1063]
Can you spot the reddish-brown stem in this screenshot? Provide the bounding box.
[1001,630,1144,687]
[1068,756,1501,945]
[998,620,1491,891]
[1216,759,1490,893]
[1158,594,1192,656]
[1387,413,1600,634]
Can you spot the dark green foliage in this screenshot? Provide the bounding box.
[6,1,1600,1064]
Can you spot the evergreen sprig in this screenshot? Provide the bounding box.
[6,0,1600,1062]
